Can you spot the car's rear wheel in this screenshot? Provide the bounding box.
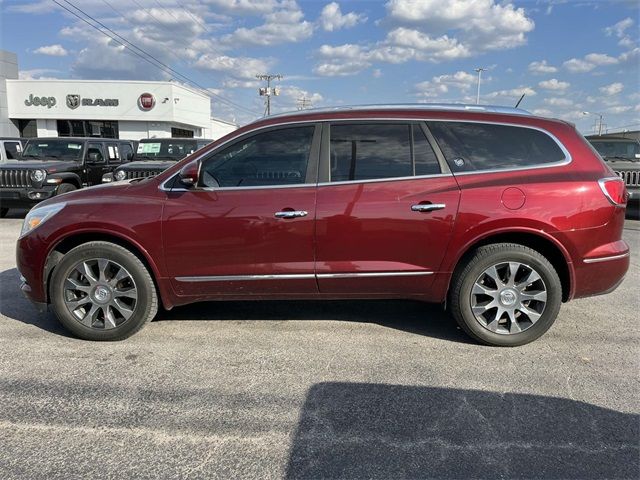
[450,243,562,346]
[50,241,158,340]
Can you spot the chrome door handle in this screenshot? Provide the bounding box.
[411,203,446,212]
[274,210,308,218]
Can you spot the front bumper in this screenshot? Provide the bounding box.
[0,186,57,209]
[19,275,47,312]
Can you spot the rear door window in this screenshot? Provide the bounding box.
[329,123,441,182]
[427,121,566,172]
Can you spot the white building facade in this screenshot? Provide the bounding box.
[5,79,237,140]
[0,50,238,141]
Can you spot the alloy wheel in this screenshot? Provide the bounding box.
[470,261,548,335]
[63,258,138,330]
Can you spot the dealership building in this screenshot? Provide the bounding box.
[0,50,237,140]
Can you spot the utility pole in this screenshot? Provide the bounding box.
[474,67,486,105]
[256,74,283,116]
[297,95,312,110]
[583,111,605,136]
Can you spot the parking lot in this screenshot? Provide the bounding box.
[0,211,638,479]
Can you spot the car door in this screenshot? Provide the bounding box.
[162,124,321,297]
[315,122,461,295]
[85,142,109,185]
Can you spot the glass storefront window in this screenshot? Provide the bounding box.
[57,120,119,138]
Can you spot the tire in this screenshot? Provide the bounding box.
[50,241,158,340]
[0,208,8,218]
[57,183,77,195]
[450,243,562,347]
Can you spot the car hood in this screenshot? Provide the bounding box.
[1,159,80,172]
[118,160,176,171]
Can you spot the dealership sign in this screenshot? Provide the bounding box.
[138,93,155,111]
[66,94,119,109]
[24,94,56,108]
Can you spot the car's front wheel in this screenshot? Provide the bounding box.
[50,241,158,340]
[450,243,562,346]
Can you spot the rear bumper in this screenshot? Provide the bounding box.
[572,241,630,299]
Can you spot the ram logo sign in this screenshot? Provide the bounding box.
[66,94,80,110]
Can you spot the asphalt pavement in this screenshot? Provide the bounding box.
[0,212,638,479]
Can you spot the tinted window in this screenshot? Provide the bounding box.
[120,143,134,162]
[87,143,105,163]
[22,140,84,161]
[428,122,566,172]
[200,126,314,188]
[330,124,413,181]
[590,140,640,159]
[413,125,440,176]
[4,142,22,159]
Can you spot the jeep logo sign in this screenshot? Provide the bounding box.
[24,94,56,108]
[138,93,155,111]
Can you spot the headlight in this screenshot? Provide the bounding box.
[30,169,46,183]
[102,172,114,183]
[20,203,66,238]
[115,170,126,181]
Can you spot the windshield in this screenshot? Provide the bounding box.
[590,140,640,160]
[21,140,84,161]
[136,140,198,161]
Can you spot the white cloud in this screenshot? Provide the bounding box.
[563,58,596,73]
[194,54,271,80]
[528,60,557,74]
[584,53,618,66]
[607,105,632,114]
[532,108,553,117]
[319,2,366,31]
[33,44,68,56]
[538,78,570,91]
[314,0,534,76]
[18,69,60,80]
[484,86,536,100]
[544,97,573,107]
[222,6,314,46]
[414,71,477,99]
[604,17,635,48]
[599,82,624,96]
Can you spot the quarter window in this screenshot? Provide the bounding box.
[329,124,441,182]
[427,121,566,172]
[200,126,315,188]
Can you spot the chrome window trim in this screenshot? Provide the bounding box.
[160,116,571,192]
[316,172,451,187]
[583,252,630,264]
[175,271,433,282]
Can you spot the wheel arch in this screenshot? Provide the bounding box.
[51,173,82,189]
[44,230,171,309]
[448,229,574,302]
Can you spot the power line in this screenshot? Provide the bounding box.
[297,95,312,110]
[52,0,260,117]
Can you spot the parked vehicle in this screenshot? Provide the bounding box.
[587,136,639,216]
[0,137,25,164]
[0,137,135,217]
[16,105,630,345]
[102,138,212,182]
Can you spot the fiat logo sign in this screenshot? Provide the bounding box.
[138,93,155,111]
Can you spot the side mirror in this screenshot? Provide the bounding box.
[178,161,199,187]
[87,152,100,163]
[126,152,134,161]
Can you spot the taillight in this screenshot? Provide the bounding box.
[598,177,627,206]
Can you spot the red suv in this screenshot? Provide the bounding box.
[16,105,630,346]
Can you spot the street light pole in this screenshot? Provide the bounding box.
[474,67,486,105]
[582,111,605,136]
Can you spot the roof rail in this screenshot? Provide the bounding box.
[263,103,532,120]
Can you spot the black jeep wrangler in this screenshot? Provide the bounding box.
[587,135,640,217]
[103,138,212,183]
[0,137,135,217]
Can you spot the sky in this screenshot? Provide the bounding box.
[1,0,639,132]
